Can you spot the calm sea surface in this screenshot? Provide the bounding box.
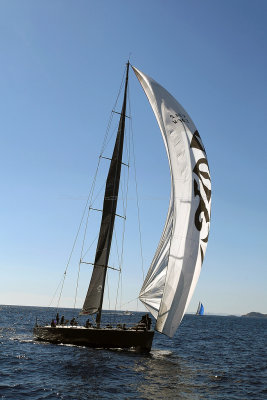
[0,305,266,399]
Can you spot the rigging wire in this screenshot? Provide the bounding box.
[120,91,132,312]
[80,234,98,259]
[128,86,145,283]
[100,70,126,156]
[52,63,145,318]
[120,296,139,307]
[48,275,65,307]
[52,66,126,310]
[74,187,93,309]
[102,63,129,315]
[106,270,111,315]
[114,94,131,312]
[56,154,101,310]
[119,272,123,311]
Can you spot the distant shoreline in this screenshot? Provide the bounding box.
[241,312,267,318]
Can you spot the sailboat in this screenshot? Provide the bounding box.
[34,62,211,352]
[123,311,133,316]
[196,302,204,316]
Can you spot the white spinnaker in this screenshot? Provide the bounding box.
[133,66,211,337]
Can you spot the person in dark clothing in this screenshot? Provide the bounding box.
[60,315,65,325]
[51,319,56,327]
[70,317,77,326]
[136,316,146,330]
[85,319,91,328]
[56,313,59,324]
[139,314,152,330]
[147,315,152,330]
[143,314,152,330]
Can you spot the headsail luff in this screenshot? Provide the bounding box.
[81,62,129,323]
[133,66,211,338]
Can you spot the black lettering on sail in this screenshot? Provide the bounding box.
[170,113,189,124]
[190,130,211,236]
[193,158,211,203]
[194,179,210,231]
[201,232,209,243]
[190,130,206,154]
[191,133,211,264]
[200,245,204,264]
[190,131,211,251]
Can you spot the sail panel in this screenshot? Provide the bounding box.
[133,66,211,337]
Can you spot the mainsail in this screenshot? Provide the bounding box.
[81,62,129,323]
[133,66,211,338]
[196,302,204,315]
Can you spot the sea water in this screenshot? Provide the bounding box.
[0,305,266,399]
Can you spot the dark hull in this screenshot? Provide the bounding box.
[34,326,154,353]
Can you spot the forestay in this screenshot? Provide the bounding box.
[133,66,211,337]
[81,63,129,321]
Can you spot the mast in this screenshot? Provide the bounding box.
[81,62,130,325]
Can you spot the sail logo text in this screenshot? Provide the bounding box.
[170,113,189,124]
[190,130,211,262]
[190,130,211,229]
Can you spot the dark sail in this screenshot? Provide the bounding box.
[81,62,129,324]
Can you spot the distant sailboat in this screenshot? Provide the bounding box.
[34,61,211,352]
[196,302,204,315]
[123,311,133,316]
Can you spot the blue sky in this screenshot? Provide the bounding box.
[0,0,266,315]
